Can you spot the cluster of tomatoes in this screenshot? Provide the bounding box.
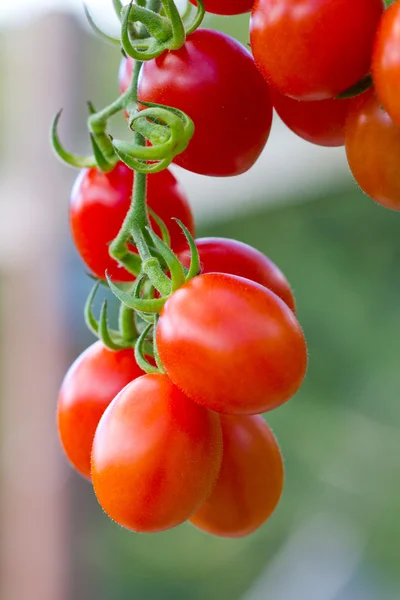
[58,0,400,538]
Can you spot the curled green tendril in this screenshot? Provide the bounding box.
[51,110,97,169]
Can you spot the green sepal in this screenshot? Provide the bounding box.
[147,207,171,248]
[90,135,115,173]
[134,324,160,374]
[51,110,97,169]
[153,315,166,373]
[145,228,185,291]
[174,219,200,281]
[336,74,373,99]
[98,300,133,350]
[183,0,205,35]
[107,272,167,313]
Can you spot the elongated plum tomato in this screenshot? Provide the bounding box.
[156,273,307,415]
[189,0,253,14]
[57,342,144,479]
[191,415,284,537]
[250,0,384,101]
[120,29,272,177]
[70,162,194,282]
[271,90,353,147]
[372,1,400,127]
[345,89,400,210]
[91,374,223,533]
[178,237,296,313]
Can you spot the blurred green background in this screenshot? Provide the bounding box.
[1,3,400,600]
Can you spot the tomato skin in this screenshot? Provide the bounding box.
[189,0,253,15]
[57,342,144,480]
[250,0,384,101]
[271,89,352,147]
[156,273,307,415]
[190,415,284,537]
[345,89,400,211]
[131,29,272,177]
[178,237,296,313]
[70,162,194,282]
[372,1,400,128]
[91,374,223,533]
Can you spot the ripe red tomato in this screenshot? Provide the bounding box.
[372,1,400,128]
[271,90,352,147]
[57,342,144,479]
[345,89,400,211]
[91,373,223,533]
[178,237,296,312]
[70,162,194,282]
[156,273,307,415]
[125,29,272,176]
[189,0,253,14]
[190,414,284,537]
[250,0,384,100]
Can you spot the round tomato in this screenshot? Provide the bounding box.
[70,162,194,282]
[91,373,222,533]
[190,414,284,537]
[57,342,144,479]
[271,89,352,147]
[189,0,253,14]
[372,1,400,127]
[127,29,272,176]
[178,237,296,312]
[250,0,384,100]
[345,89,400,210]
[156,273,307,415]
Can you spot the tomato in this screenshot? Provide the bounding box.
[178,237,296,312]
[190,415,284,537]
[372,1,400,128]
[189,0,253,14]
[156,273,307,415]
[271,89,352,147]
[91,373,223,533]
[345,89,400,211]
[250,0,384,101]
[70,162,194,282]
[123,29,272,176]
[57,342,144,479]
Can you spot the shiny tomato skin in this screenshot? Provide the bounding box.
[70,162,194,282]
[178,237,296,313]
[373,2,400,127]
[345,89,400,210]
[189,0,253,14]
[271,89,352,147]
[190,414,284,537]
[57,342,144,480]
[91,374,223,533]
[250,0,384,100]
[156,273,307,415]
[133,29,272,176]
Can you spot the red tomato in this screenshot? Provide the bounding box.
[250,0,384,100]
[57,342,144,479]
[178,237,296,312]
[70,162,194,282]
[189,0,253,14]
[126,29,272,176]
[156,273,307,415]
[190,414,284,537]
[91,373,223,533]
[345,89,400,210]
[271,89,352,147]
[373,1,400,127]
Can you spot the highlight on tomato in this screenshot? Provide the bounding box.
[91,373,223,533]
[345,89,400,211]
[126,29,272,176]
[70,162,194,282]
[178,237,296,312]
[57,342,144,479]
[271,89,353,147]
[372,1,400,128]
[250,0,384,100]
[189,0,253,15]
[191,414,284,537]
[156,273,308,415]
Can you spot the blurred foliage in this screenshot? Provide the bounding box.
[69,186,400,599]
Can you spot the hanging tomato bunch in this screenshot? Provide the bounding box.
[53,0,398,538]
